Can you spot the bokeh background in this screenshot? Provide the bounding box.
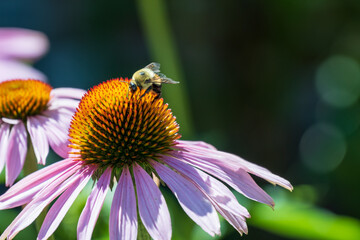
[1,0,360,239]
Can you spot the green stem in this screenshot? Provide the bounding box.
[135,0,194,139]
[23,138,55,240]
[137,215,152,240]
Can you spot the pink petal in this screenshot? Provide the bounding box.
[0,123,11,174]
[38,166,94,240]
[0,159,80,209]
[163,156,250,218]
[42,109,74,130]
[133,163,172,240]
[150,160,220,237]
[36,115,71,158]
[27,117,49,165]
[47,99,81,113]
[50,88,86,99]
[0,59,47,82]
[178,142,293,191]
[109,166,137,240]
[77,167,112,240]
[3,165,82,240]
[216,207,248,235]
[171,150,275,207]
[0,28,49,60]
[5,122,27,186]
[177,140,217,150]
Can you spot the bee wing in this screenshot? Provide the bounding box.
[145,62,161,73]
[161,77,179,84]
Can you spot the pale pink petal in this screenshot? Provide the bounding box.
[171,150,275,207]
[0,28,49,60]
[109,166,137,240]
[36,115,70,158]
[0,123,11,173]
[0,59,47,82]
[1,118,20,125]
[50,88,86,99]
[163,156,250,218]
[77,167,112,240]
[42,108,74,129]
[2,165,82,240]
[5,122,27,186]
[0,159,80,209]
[38,166,94,240]
[27,117,49,165]
[46,99,80,113]
[150,160,220,237]
[133,163,171,240]
[178,142,293,191]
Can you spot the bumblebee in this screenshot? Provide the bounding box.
[130,62,179,98]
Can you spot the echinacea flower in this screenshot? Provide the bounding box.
[0,79,85,186]
[0,28,49,82]
[0,79,292,240]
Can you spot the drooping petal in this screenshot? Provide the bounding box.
[178,142,293,191]
[133,163,172,240]
[0,159,80,209]
[0,28,49,60]
[27,116,49,165]
[1,163,82,240]
[38,166,94,240]
[5,122,27,186]
[176,140,217,150]
[150,160,220,237]
[163,156,250,218]
[0,59,47,82]
[50,88,86,99]
[215,206,248,235]
[0,123,10,174]
[171,150,275,207]
[36,115,70,158]
[77,167,112,240]
[109,166,137,240]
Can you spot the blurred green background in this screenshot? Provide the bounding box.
[1,0,360,239]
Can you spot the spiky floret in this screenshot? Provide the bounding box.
[69,78,180,172]
[0,79,52,120]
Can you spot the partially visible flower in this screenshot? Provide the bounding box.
[0,79,85,186]
[0,79,292,240]
[0,28,49,82]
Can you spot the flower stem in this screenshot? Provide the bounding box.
[23,139,55,240]
[137,213,152,240]
[135,0,194,138]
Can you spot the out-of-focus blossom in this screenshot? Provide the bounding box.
[0,79,85,186]
[0,28,49,82]
[0,79,292,240]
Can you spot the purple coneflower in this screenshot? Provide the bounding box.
[0,79,292,240]
[0,79,85,186]
[0,28,49,82]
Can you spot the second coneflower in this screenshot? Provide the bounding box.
[0,79,292,240]
[0,79,85,186]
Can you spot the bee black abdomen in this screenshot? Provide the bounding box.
[152,84,162,99]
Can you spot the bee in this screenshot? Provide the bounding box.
[130,62,179,98]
